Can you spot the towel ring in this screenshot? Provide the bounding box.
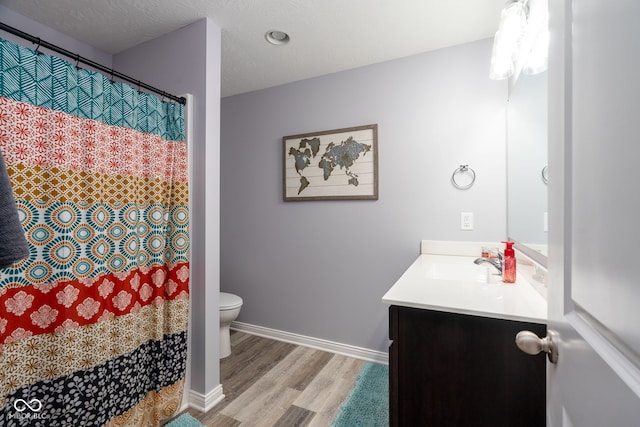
[451,165,476,190]
[541,165,548,185]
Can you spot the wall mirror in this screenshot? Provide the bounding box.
[507,70,548,266]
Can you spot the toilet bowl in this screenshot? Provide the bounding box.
[219,292,243,358]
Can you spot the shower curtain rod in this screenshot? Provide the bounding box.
[0,22,186,105]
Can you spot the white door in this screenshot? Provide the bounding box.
[545,0,640,425]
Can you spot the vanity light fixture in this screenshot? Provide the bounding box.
[265,30,290,45]
[522,0,549,75]
[489,0,548,80]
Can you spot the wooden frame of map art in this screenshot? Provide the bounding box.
[283,124,378,201]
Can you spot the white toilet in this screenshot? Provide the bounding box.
[219,292,243,358]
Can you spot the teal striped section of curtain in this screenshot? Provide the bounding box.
[0,37,184,141]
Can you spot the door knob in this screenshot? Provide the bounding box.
[515,330,558,363]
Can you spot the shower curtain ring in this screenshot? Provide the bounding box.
[75,54,81,69]
[34,37,42,55]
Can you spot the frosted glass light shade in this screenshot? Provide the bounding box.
[489,1,527,80]
[524,0,549,75]
[490,31,515,80]
[524,28,549,75]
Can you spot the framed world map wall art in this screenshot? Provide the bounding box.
[283,124,378,201]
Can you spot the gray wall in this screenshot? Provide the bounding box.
[114,19,222,397]
[0,5,112,66]
[221,38,508,353]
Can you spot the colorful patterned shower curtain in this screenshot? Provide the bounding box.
[0,37,189,426]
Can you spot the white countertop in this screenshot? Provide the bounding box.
[382,254,547,324]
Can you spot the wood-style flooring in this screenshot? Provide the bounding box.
[184,331,366,427]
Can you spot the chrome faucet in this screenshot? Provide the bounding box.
[474,252,503,275]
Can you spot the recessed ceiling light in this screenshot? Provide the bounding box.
[265,30,290,46]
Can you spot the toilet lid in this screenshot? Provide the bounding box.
[220,292,243,310]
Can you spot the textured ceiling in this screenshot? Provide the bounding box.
[0,0,505,97]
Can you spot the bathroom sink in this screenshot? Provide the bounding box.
[382,251,548,324]
[422,258,502,284]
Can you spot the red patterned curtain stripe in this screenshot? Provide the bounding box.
[0,263,189,347]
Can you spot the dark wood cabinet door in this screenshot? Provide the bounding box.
[390,306,546,427]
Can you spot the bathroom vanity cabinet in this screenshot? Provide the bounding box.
[389,305,546,427]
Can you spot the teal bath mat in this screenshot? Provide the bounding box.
[165,413,204,427]
[332,362,389,427]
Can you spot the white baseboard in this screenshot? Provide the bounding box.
[231,321,389,365]
[188,384,224,413]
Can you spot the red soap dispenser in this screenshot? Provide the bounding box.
[502,241,516,283]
